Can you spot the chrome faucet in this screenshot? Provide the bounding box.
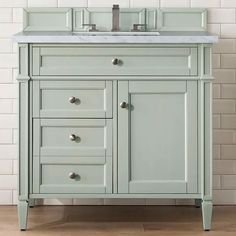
[112,4,120,32]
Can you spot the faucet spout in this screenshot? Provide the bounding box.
[112,4,120,32]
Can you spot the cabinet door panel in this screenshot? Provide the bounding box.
[118,81,198,194]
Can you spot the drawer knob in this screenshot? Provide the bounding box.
[69,96,77,104]
[112,58,120,65]
[69,134,78,141]
[120,101,128,109]
[69,172,77,179]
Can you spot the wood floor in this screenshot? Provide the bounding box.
[0,205,236,235]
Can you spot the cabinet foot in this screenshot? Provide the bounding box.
[202,200,212,231]
[28,199,35,208]
[195,199,202,208]
[18,200,28,231]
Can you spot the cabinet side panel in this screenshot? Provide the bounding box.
[204,82,212,199]
[18,44,30,200]
[19,82,29,199]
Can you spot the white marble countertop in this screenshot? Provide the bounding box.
[13,31,218,44]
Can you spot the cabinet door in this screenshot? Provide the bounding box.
[118,81,198,194]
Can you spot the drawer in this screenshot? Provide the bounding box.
[37,164,112,194]
[32,119,112,194]
[33,81,112,118]
[33,119,112,157]
[32,45,198,76]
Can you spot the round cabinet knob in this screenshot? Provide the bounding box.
[69,172,77,179]
[112,58,120,65]
[120,101,128,109]
[69,134,78,141]
[69,96,77,104]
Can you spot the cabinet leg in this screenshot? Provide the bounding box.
[202,200,213,231]
[28,199,35,208]
[195,199,202,208]
[18,200,28,231]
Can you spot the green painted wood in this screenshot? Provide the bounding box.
[119,8,145,31]
[186,81,198,193]
[17,44,30,82]
[22,8,207,33]
[40,156,106,165]
[18,44,30,201]
[146,9,158,31]
[29,81,33,195]
[73,8,145,32]
[204,82,213,199]
[19,78,29,198]
[204,47,211,76]
[202,200,213,230]
[190,48,198,76]
[17,41,213,230]
[33,119,112,157]
[23,8,72,31]
[32,47,40,76]
[198,80,204,198]
[18,201,28,230]
[32,119,40,194]
[33,81,112,118]
[29,193,202,199]
[118,81,198,194]
[32,45,198,76]
[199,44,212,79]
[117,81,129,193]
[39,164,108,194]
[32,119,112,194]
[198,79,212,203]
[158,8,207,31]
[129,80,186,93]
[112,81,118,193]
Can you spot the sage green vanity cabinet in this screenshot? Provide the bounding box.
[17,44,214,231]
[15,7,218,232]
[118,81,198,194]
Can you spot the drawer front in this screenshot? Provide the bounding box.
[33,81,112,118]
[32,46,198,76]
[33,119,112,157]
[32,119,112,194]
[38,164,111,194]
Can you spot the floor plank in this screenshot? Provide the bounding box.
[0,206,236,235]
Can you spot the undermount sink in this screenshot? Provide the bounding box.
[73,31,160,36]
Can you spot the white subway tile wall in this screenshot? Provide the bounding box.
[0,0,235,205]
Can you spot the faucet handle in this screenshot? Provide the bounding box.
[131,24,147,32]
[83,24,98,32]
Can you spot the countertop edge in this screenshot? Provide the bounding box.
[12,34,219,44]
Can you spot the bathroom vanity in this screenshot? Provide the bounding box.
[14,7,218,231]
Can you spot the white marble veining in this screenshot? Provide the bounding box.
[13,31,218,44]
[73,31,161,36]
